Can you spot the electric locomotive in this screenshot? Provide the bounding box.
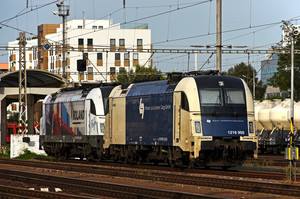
[40,86,113,160]
[103,71,257,168]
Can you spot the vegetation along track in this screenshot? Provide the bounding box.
[0,158,298,197]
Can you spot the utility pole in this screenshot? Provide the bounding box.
[18,32,28,135]
[194,53,198,71]
[55,2,69,79]
[187,53,190,72]
[216,0,222,72]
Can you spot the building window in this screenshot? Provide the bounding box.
[110,67,116,74]
[33,48,37,60]
[110,39,116,46]
[97,53,103,60]
[98,26,103,29]
[115,53,120,60]
[92,26,97,29]
[83,53,88,60]
[49,47,53,56]
[78,26,83,29]
[124,53,129,60]
[97,53,103,66]
[110,67,116,80]
[137,39,143,46]
[119,39,125,46]
[87,39,93,46]
[88,67,93,74]
[78,38,84,46]
[133,53,138,60]
[12,103,17,111]
[51,57,54,70]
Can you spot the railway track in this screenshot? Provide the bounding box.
[0,168,224,199]
[0,158,298,197]
[0,184,93,199]
[246,154,289,167]
[0,158,287,181]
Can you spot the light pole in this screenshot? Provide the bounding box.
[54,1,69,79]
[286,25,299,181]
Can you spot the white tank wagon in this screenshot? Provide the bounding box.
[293,101,300,146]
[270,99,290,129]
[256,100,280,153]
[254,100,266,134]
[267,99,291,153]
[293,101,300,130]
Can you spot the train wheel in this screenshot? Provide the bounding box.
[137,156,142,165]
[153,160,159,166]
[188,159,195,169]
[168,160,175,168]
[176,159,183,168]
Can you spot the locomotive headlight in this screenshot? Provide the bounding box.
[100,123,105,133]
[249,121,254,133]
[194,121,201,134]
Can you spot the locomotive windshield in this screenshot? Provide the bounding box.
[199,88,245,106]
[199,88,223,107]
[224,89,245,105]
[195,75,247,117]
[199,88,245,107]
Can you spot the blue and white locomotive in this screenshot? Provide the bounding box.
[103,71,257,167]
[40,86,113,160]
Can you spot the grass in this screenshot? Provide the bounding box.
[14,149,54,160]
[0,146,10,158]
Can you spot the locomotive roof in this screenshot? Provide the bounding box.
[46,89,87,104]
[194,75,243,89]
[127,80,176,96]
[126,74,243,97]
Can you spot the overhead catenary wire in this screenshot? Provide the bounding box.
[0,0,60,24]
[1,0,298,75]
[3,0,299,56]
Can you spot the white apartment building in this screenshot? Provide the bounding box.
[8,38,38,71]
[8,19,152,83]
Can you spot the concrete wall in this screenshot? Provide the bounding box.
[10,134,46,158]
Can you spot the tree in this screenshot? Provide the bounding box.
[7,110,19,123]
[116,65,164,85]
[223,62,266,100]
[268,21,300,101]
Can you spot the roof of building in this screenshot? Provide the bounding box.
[0,63,8,70]
[0,69,66,87]
[265,86,281,94]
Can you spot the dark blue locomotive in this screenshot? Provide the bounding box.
[103,71,257,167]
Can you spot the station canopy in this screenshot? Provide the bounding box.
[0,69,66,87]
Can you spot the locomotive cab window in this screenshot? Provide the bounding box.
[199,88,223,106]
[181,92,189,111]
[224,89,245,105]
[90,100,96,115]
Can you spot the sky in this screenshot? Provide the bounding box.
[0,0,300,75]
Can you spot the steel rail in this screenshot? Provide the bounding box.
[0,184,94,199]
[0,168,223,199]
[0,159,297,197]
